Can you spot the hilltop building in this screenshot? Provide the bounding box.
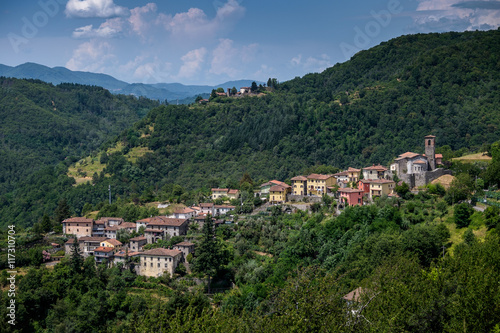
[390,135,450,189]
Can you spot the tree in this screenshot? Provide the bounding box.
[239,172,253,186]
[454,203,474,228]
[116,228,131,244]
[70,237,84,273]
[231,86,237,95]
[251,81,258,92]
[40,214,52,233]
[395,182,410,198]
[484,206,500,230]
[195,95,203,103]
[445,173,475,205]
[191,214,229,293]
[54,198,71,224]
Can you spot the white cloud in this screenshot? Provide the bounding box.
[132,58,173,83]
[66,40,115,73]
[178,48,207,78]
[72,18,124,38]
[290,54,331,73]
[157,0,245,39]
[304,54,331,73]
[414,0,500,30]
[65,0,128,18]
[290,54,302,67]
[209,39,259,78]
[129,3,158,37]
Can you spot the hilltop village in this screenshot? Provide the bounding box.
[62,135,451,277]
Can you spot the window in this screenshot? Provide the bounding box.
[150,263,153,267]
[158,263,160,267]
[165,263,168,268]
[428,139,431,146]
[144,262,146,267]
[169,258,172,262]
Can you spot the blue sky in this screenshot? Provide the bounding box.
[1,0,499,85]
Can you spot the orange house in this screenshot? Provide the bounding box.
[338,188,364,206]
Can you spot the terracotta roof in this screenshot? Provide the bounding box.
[424,135,436,138]
[414,160,427,164]
[62,217,94,223]
[270,185,287,192]
[80,237,107,242]
[338,188,364,193]
[291,175,308,181]
[269,180,290,188]
[104,226,120,231]
[148,216,189,226]
[94,220,105,225]
[347,167,361,172]
[435,154,443,158]
[119,222,136,228]
[175,241,195,247]
[307,173,333,180]
[333,171,349,177]
[114,251,140,257]
[398,152,420,159]
[94,246,114,253]
[140,248,182,257]
[228,189,239,194]
[103,239,122,246]
[136,217,153,223]
[214,205,235,209]
[65,238,76,244]
[174,207,196,214]
[363,164,388,171]
[144,228,164,233]
[342,287,368,302]
[130,236,146,242]
[200,203,214,208]
[369,179,395,184]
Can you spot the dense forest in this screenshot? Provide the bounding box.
[0,78,160,193]
[1,30,500,228]
[1,29,500,332]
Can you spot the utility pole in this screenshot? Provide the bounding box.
[109,185,112,205]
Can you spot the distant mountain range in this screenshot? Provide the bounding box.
[0,62,261,103]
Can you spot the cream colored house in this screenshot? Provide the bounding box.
[139,248,183,277]
[291,176,308,195]
[62,217,94,238]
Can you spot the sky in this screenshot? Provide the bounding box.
[1,0,499,85]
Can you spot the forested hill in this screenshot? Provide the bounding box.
[0,78,159,193]
[97,29,500,189]
[1,29,500,227]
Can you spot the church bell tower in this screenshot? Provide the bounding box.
[425,135,436,170]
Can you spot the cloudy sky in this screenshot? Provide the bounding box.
[1,0,499,85]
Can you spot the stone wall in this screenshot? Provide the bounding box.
[399,168,451,189]
[287,195,322,203]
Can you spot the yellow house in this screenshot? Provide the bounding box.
[291,176,308,195]
[368,179,395,199]
[100,239,123,249]
[307,174,337,196]
[269,185,290,204]
[211,188,239,200]
[346,167,361,183]
[211,188,229,200]
[227,189,240,200]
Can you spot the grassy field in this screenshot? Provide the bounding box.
[67,143,153,186]
[452,152,492,163]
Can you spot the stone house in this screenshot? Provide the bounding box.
[138,248,183,277]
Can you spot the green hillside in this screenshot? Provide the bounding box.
[0,78,159,194]
[94,30,500,187]
[1,29,500,227]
